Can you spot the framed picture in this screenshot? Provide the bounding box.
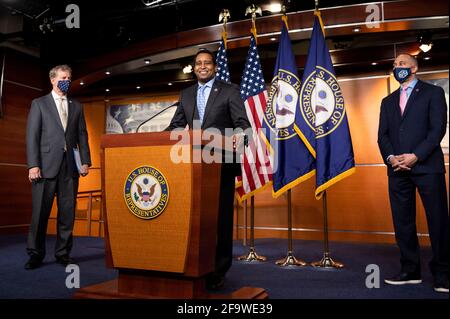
[106,100,178,134]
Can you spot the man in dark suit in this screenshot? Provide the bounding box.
[378,54,448,293]
[25,64,91,269]
[166,49,250,289]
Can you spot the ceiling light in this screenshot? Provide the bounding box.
[105,89,110,92]
[183,65,193,74]
[144,59,151,64]
[136,86,141,89]
[268,3,282,13]
[424,56,431,60]
[371,62,378,66]
[270,37,277,41]
[418,32,433,53]
[105,71,111,75]
[80,81,84,86]
[352,28,360,33]
[168,82,173,86]
[419,43,432,53]
[141,0,162,7]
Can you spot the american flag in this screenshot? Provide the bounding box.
[215,37,230,83]
[236,34,272,201]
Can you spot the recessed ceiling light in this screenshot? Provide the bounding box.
[353,28,361,33]
[424,56,431,60]
[270,37,277,41]
[80,81,84,85]
[136,86,141,89]
[268,3,282,13]
[371,62,378,66]
[168,82,173,86]
[105,88,110,92]
[105,71,111,75]
[144,59,151,64]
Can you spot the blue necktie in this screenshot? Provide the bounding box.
[197,85,207,124]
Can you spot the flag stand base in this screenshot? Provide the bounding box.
[310,253,344,269]
[238,247,267,262]
[275,251,307,267]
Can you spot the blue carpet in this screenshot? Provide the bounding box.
[0,234,447,299]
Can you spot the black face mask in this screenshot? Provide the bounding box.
[393,67,412,84]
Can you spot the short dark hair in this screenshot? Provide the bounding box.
[194,49,216,65]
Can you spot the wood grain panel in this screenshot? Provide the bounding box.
[105,145,191,272]
[0,166,31,228]
[340,76,389,164]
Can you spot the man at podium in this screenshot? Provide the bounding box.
[166,49,250,289]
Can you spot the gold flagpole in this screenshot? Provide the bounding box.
[243,199,248,246]
[275,189,307,266]
[238,4,266,262]
[310,191,344,268]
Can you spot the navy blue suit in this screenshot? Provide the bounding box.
[378,79,448,280]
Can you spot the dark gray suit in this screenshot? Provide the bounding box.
[26,92,91,259]
[167,79,250,278]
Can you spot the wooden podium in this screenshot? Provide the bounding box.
[75,131,267,299]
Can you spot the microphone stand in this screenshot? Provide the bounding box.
[135,101,179,133]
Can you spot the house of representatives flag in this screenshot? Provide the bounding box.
[215,36,230,83]
[236,33,272,202]
[262,18,315,198]
[296,11,355,199]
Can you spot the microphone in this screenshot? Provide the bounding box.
[135,101,179,133]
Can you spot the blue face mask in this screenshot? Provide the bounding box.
[393,67,412,84]
[57,80,71,94]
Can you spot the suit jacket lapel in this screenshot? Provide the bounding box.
[46,93,65,132]
[393,88,401,120]
[66,97,74,131]
[401,80,422,121]
[187,84,198,127]
[202,81,221,127]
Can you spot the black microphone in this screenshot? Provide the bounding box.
[135,101,179,133]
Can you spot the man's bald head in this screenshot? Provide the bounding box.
[393,54,418,69]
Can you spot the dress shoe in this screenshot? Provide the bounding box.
[24,256,43,270]
[433,277,449,293]
[55,255,75,266]
[206,274,225,290]
[384,272,422,285]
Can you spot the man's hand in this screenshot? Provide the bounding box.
[80,164,89,177]
[397,153,418,169]
[28,167,42,183]
[390,155,411,172]
[232,133,246,153]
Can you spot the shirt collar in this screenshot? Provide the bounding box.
[402,77,418,91]
[51,90,66,100]
[198,77,215,89]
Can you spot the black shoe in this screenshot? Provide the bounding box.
[206,274,225,290]
[24,256,43,270]
[384,272,422,285]
[55,255,75,266]
[434,277,449,293]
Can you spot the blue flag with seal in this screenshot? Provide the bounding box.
[262,17,315,198]
[296,11,355,199]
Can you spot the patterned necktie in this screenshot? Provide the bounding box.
[197,85,207,124]
[59,97,68,130]
[399,86,408,115]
